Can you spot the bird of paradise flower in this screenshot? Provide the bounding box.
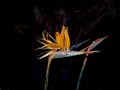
[36,25,108,90]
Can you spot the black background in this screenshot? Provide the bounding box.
[1,0,120,90]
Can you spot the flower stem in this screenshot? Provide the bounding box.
[76,56,88,90]
[44,51,55,90]
[44,58,52,90]
[76,45,92,90]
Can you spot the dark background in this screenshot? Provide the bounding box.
[1,0,120,90]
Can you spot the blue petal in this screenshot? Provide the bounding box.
[69,39,89,50]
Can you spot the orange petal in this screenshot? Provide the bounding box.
[55,32,63,48]
[64,27,70,49]
[55,25,71,49]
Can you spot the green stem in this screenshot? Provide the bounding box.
[76,57,88,90]
[76,45,92,90]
